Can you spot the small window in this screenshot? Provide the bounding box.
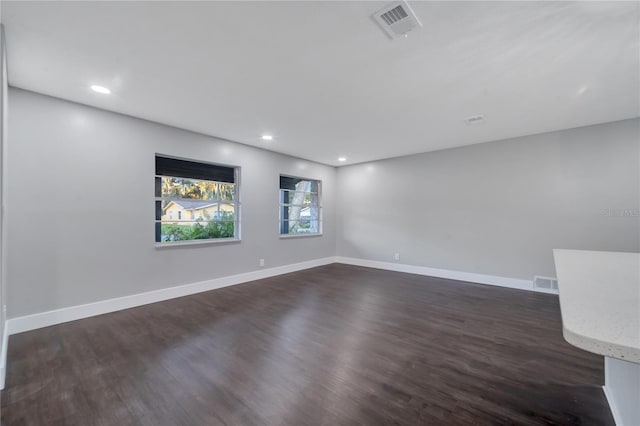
[279,175,321,236]
[155,155,239,243]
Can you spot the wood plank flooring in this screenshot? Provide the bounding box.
[1,264,613,425]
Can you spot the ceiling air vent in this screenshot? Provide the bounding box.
[372,1,421,39]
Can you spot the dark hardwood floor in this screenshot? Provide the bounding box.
[1,264,613,425]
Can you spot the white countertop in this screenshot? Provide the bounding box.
[553,249,640,364]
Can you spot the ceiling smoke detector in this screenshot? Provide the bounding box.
[372,1,421,39]
[464,115,485,125]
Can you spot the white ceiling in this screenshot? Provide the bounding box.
[2,1,639,166]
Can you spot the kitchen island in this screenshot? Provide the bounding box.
[554,249,639,426]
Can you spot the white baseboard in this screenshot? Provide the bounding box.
[6,256,552,338]
[333,256,550,293]
[602,386,621,426]
[6,257,336,336]
[1,320,8,390]
[1,256,554,389]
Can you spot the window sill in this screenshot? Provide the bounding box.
[279,233,323,239]
[155,238,241,248]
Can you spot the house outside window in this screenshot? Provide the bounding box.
[279,175,321,236]
[155,155,239,243]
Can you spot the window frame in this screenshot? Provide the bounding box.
[155,154,241,247]
[279,174,322,238]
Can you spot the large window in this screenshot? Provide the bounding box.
[155,155,239,243]
[279,175,321,236]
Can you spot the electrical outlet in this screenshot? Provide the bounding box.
[394,253,400,261]
[259,259,265,267]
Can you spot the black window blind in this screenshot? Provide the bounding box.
[279,176,302,190]
[156,156,235,183]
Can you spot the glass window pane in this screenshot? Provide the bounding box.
[294,180,310,192]
[282,206,319,221]
[214,203,235,220]
[281,190,313,205]
[155,159,238,243]
[160,201,235,222]
[155,200,162,221]
[155,177,162,198]
[279,175,320,236]
[306,206,320,220]
[292,180,318,193]
[283,220,320,235]
[219,183,235,201]
[159,177,230,201]
[158,221,235,242]
[280,190,291,204]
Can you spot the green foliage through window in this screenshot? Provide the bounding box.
[160,214,235,242]
[155,156,238,243]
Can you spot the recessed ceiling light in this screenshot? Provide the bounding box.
[261,135,273,141]
[338,157,347,162]
[90,85,111,94]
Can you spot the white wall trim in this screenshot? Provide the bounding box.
[333,256,553,294]
[0,256,555,388]
[1,320,8,390]
[602,386,621,426]
[6,256,336,336]
[5,256,556,337]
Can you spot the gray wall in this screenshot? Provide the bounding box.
[337,119,640,280]
[7,88,336,318]
[7,87,640,319]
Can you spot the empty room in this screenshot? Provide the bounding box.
[0,1,638,425]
